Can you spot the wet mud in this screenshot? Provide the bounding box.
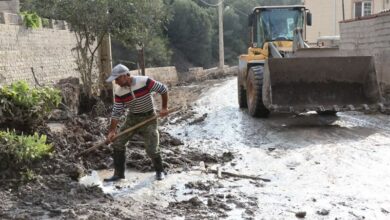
[1,77,390,219]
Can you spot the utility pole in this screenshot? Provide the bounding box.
[342,0,345,21]
[218,0,224,69]
[136,43,145,76]
[99,34,113,100]
[140,46,145,76]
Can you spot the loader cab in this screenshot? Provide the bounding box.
[249,6,308,48]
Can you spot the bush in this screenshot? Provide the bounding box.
[0,130,52,163]
[20,11,42,29]
[0,81,61,131]
[0,130,52,178]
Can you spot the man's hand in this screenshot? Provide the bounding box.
[159,108,169,117]
[106,130,117,144]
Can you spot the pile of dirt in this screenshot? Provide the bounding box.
[0,78,236,219]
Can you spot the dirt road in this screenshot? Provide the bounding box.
[2,77,390,219]
[81,77,390,219]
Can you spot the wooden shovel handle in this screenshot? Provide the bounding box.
[75,107,180,157]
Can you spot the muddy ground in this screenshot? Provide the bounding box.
[1,76,390,219]
[0,77,237,219]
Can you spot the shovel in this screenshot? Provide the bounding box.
[75,107,180,158]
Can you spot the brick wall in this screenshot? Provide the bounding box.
[0,0,19,13]
[0,13,82,87]
[340,12,390,102]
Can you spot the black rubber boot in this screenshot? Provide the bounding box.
[104,150,126,182]
[152,155,165,181]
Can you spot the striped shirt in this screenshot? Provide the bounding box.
[111,76,168,120]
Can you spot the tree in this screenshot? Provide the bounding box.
[168,0,214,68]
[22,0,170,98]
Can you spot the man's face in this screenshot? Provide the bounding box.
[115,75,128,87]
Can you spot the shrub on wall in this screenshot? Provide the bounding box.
[20,11,42,29]
[0,81,61,131]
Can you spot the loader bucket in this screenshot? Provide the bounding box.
[262,56,382,113]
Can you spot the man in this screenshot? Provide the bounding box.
[104,64,169,181]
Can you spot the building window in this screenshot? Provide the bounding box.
[354,1,372,18]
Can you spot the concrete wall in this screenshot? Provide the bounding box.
[125,65,237,87]
[0,0,19,13]
[181,66,238,82]
[129,66,179,86]
[340,11,390,102]
[0,12,81,86]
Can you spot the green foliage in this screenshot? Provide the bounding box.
[41,18,50,27]
[20,11,41,28]
[0,130,52,162]
[144,36,173,67]
[21,169,38,182]
[223,8,247,65]
[22,0,171,97]
[0,130,52,179]
[168,0,214,67]
[0,81,61,130]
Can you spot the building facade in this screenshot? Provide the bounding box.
[305,0,390,43]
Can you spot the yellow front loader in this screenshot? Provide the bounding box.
[238,5,382,117]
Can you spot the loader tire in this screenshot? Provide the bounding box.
[246,66,270,118]
[237,76,247,108]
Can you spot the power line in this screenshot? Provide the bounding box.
[198,0,225,7]
[227,4,248,16]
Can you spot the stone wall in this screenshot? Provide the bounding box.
[0,0,19,13]
[0,12,81,87]
[180,66,238,82]
[340,11,390,102]
[129,66,178,86]
[128,65,237,86]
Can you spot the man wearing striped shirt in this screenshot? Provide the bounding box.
[104,64,169,181]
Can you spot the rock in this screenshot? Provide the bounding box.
[47,122,67,134]
[316,209,329,216]
[67,209,77,218]
[222,152,234,162]
[207,198,214,206]
[189,113,207,125]
[170,137,183,146]
[41,202,52,210]
[295,211,306,218]
[235,201,246,209]
[189,197,203,206]
[381,208,390,214]
[216,194,225,199]
[65,164,85,181]
[49,109,70,121]
[219,203,233,211]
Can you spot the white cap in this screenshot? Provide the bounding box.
[106,64,130,82]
